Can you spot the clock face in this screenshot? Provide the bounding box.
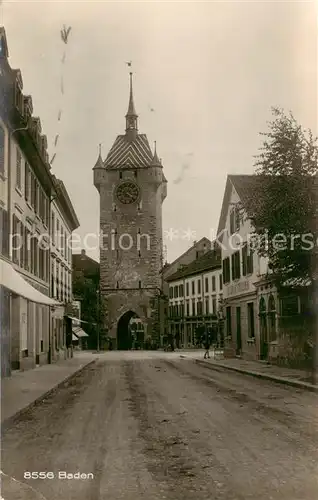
[115,181,140,204]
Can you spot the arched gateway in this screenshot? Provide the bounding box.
[117,311,146,350]
[117,311,137,350]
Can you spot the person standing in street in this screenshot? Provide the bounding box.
[204,335,211,359]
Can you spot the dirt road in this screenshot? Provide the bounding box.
[2,352,317,500]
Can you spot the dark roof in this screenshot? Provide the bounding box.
[52,176,80,231]
[217,173,318,239]
[104,133,154,169]
[72,252,99,276]
[163,237,211,273]
[217,175,262,237]
[166,249,221,282]
[229,175,264,206]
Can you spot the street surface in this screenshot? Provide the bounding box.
[1,351,318,500]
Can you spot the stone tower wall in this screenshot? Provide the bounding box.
[97,166,165,345]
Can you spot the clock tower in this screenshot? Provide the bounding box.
[93,73,167,349]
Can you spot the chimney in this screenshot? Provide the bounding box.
[81,249,86,256]
[193,240,197,246]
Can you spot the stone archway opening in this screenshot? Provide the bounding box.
[117,311,139,350]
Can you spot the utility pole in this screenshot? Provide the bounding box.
[96,283,101,352]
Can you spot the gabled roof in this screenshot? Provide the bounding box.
[166,248,221,282]
[217,175,264,237]
[104,133,154,169]
[72,251,99,276]
[217,173,318,240]
[23,95,33,113]
[52,176,80,231]
[163,237,211,272]
[12,68,23,88]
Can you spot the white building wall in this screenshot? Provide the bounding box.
[51,200,73,304]
[168,268,222,317]
[0,117,9,209]
[221,184,266,301]
[7,135,51,370]
[220,182,270,359]
[9,135,50,292]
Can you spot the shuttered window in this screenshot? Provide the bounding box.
[25,162,30,201]
[0,126,5,175]
[0,207,9,257]
[16,148,22,190]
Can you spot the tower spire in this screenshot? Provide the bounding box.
[125,72,138,140]
[93,143,104,170]
[152,140,161,165]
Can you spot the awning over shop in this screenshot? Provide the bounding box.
[0,258,60,306]
[72,326,89,338]
[66,316,95,325]
[72,333,78,341]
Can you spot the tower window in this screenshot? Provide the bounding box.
[112,203,117,211]
[119,172,122,179]
[134,171,137,178]
[138,250,141,258]
[116,281,119,289]
[138,281,141,288]
[116,250,119,259]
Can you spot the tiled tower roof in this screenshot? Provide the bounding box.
[104,133,154,169]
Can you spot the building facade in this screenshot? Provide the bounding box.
[72,249,100,350]
[93,73,167,349]
[166,248,222,347]
[217,174,315,364]
[217,175,269,360]
[0,27,54,372]
[50,176,79,360]
[0,26,79,375]
[161,238,213,343]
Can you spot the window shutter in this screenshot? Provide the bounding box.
[0,126,5,175]
[229,210,233,234]
[242,246,247,276]
[235,207,240,231]
[231,254,235,280]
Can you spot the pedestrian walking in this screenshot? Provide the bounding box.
[108,338,113,351]
[170,336,175,352]
[204,337,211,359]
[175,332,179,349]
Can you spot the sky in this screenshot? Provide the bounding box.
[2,0,317,263]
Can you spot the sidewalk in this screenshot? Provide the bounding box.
[1,352,98,428]
[180,349,318,392]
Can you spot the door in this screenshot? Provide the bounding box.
[259,314,268,360]
[259,298,268,360]
[236,306,242,354]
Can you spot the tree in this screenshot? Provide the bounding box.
[72,270,105,350]
[245,107,318,379]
